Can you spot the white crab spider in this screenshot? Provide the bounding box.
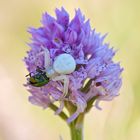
[38,46,76,114]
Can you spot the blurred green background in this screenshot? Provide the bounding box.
[0,0,140,140]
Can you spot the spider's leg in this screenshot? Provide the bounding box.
[36,46,51,69]
[52,75,69,98]
[52,75,69,114]
[40,46,51,69]
[67,96,87,124]
[55,100,64,115]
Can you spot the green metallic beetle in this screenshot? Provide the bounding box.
[26,67,50,87]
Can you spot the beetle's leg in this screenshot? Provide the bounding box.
[25,72,34,77]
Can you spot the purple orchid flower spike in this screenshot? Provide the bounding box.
[24,7,123,140]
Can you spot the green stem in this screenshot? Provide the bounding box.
[49,103,68,121]
[49,76,98,140]
[69,114,84,140]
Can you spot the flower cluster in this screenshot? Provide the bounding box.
[24,7,123,123]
